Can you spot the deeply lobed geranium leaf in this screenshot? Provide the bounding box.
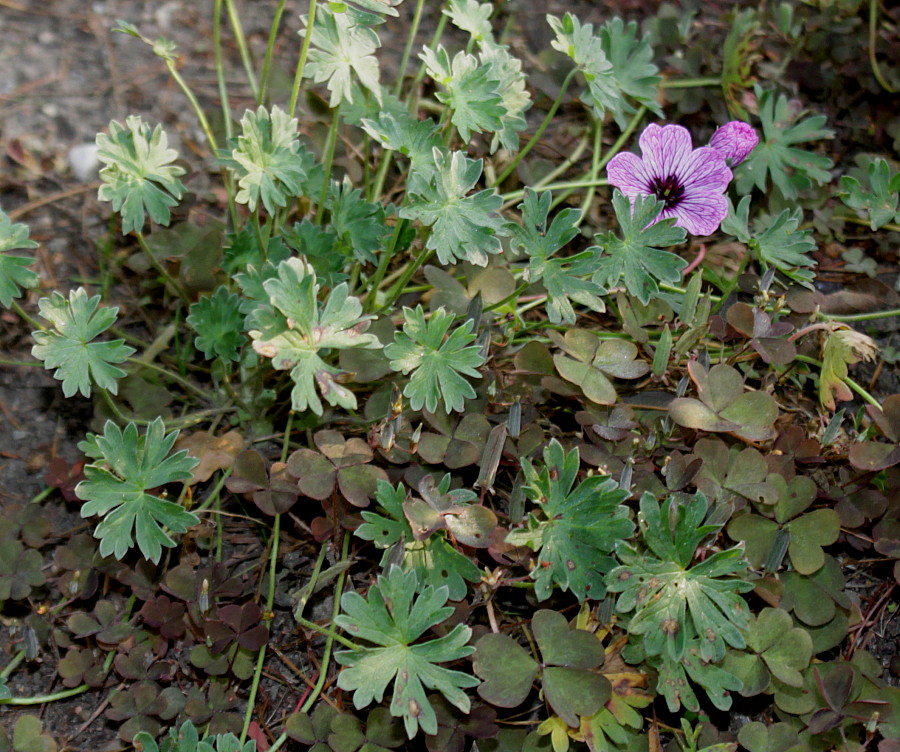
[399,149,505,267]
[133,720,256,752]
[506,440,634,601]
[31,288,136,398]
[734,86,834,200]
[590,190,687,305]
[334,566,479,739]
[247,257,381,415]
[96,115,186,234]
[75,417,199,563]
[0,208,39,308]
[385,305,485,414]
[187,286,245,362]
[839,157,900,230]
[219,106,308,215]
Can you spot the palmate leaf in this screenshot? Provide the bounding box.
[590,190,687,305]
[547,13,661,128]
[356,480,481,600]
[219,106,307,215]
[247,257,381,415]
[302,4,382,107]
[96,115,186,234]
[479,43,531,153]
[334,566,479,739]
[31,288,135,398]
[75,417,199,563]
[506,440,634,601]
[734,86,834,200]
[445,0,495,44]
[327,179,386,265]
[134,720,256,752]
[420,45,505,144]
[400,149,505,266]
[507,188,605,324]
[186,286,245,362]
[385,305,485,414]
[838,157,900,230]
[606,493,752,665]
[0,208,39,308]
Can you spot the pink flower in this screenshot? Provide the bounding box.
[606,123,732,237]
[708,121,758,166]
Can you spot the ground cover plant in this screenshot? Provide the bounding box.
[1,0,899,751]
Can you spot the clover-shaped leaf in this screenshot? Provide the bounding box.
[225,449,299,516]
[58,647,108,689]
[302,4,382,107]
[385,305,485,414]
[75,417,199,563]
[505,440,634,601]
[426,695,498,752]
[736,721,813,752]
[691,439,778,511]
[416,411,491,469]
[399,149,505,267]
[0,540,45,601]
[327,707,405,752]
[0,208,38,308]
[205,602,269,654]
[31,288,135,398]
[247,257,381,415]
[187,286,245,362]
[590,190,687,305]
[725,302,796,366]
[474,609,609,727]
[356,481,481,600]
[287,430,388,508]
[724,610,811,701]
[96,115,186,234]
[734,86,834,200]
[669,361,778,442]
[607,492,752,665]
[550,329,650,405]
[8,715,57,752]
[334,566,479,739]
[780,556,851,653]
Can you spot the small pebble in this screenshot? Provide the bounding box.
[68,143,99,182]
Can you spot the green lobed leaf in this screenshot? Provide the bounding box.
[96,115,186,234]
[334,566,479,739]
[31,288,136,398]
[838,157,900,230]
[75,417,199,563]
[0,208,39,308]
[187,286,245,362]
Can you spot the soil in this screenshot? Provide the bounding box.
[1,1,898,750]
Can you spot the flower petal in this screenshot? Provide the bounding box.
[606,152,653,196]
[672,192,729,236]
[680,147,732,192]
[638,124,694,179]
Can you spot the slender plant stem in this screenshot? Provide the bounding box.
[0,650,25,680]
[408,6,450,114]
[0,358,41,368]
[224,0,259,100]
[660,76,722,88]
[213,0,239,229]
[493,67,578,187]
[834,213,900,232]
[869,0,897,93]
[290,0,319,117]
[300,534,353,713]
[11,299,43,330]
[794,354,881,407]
[126,357,207,400]
[240,513,281,746]
[162,60,219,155]
[259,0,288,104]
[818,308,900,323]
[484,282,529,313]
[194,467,233,513]
[394,0,427,98]
[578,118,604,224]
[294,544,328,622]
[501,177,609,204]
[379,245,434,312]
[135,231,192,306]
[364,218,407,312]
[315,108,341,225]
[501,133,590,209]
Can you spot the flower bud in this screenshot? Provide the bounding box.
[708,121,758,166]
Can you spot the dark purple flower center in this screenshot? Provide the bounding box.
[647,173,686,209]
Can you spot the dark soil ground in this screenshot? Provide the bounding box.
[1,1,899,750]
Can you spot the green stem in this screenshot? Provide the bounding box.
[379,245,434,312]
[135,231,192,306]
[194,467,233,513]
[493,67,578,187]
[0,649,25,679]
[28,486,55,504]
[501,178,608,204]
[290,0,319,118]
[294,544,328,622]
[394,0,427,98]
[869,0,898,93]
[484,282,529,313]
[281,410,295,464]
[659,282,722,303]
[578,118,604,224]
[368,147,395,203]
[364,219,407,312]
[818,308,900,323]
[213,0,239,229]
[126,358,207,400]
[162,59,219,155]
[240,513,280,746]
[300,534,353,712]
[0,358,40,367]
[224,0,259,100]
[294,615,358,651]
[10,299,43,331]
[794,354,882,408]
[408,8,450,114]
[315,108,341,225]
[660,76,722,88]
[834,213,900,232]
[259,0,288,104]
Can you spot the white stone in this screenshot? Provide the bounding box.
[68,143,99,182]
